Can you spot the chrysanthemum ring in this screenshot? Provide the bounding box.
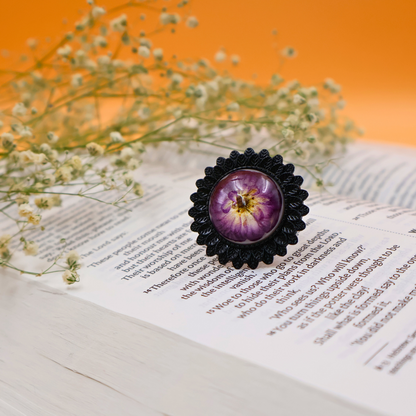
[188,148,309,269]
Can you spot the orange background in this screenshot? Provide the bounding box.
[0,0,415,147]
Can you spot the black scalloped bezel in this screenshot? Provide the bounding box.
[188,148,309,269]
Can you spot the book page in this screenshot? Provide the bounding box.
[2,161,416,416]
[305,141,416,209]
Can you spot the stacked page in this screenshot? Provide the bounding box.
[2,140,416,416]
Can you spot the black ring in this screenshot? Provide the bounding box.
[188,148,309,269]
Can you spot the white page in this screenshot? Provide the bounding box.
[304,141,416,209]
[2,159,416,416]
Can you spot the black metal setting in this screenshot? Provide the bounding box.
[188,148,309,269]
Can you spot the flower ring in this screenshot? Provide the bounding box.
[188,148,309,269]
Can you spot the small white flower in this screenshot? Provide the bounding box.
[186,16,199,28]
[15,194,29,205]
[120,147,135,161]
[62,270,80,285]
[137,107,150,120]
[127,158,140,170]
[34,153,47,165]
[308,98,320,108]
[131,142,145,153]
[323,78,341,93]
[195,85,208,109]
[24,241,39,256]
[69,155,82,170]
[55,166,72,183]
[281,46,297,58]
[27,214,41,226]
[170,13,181,24]
[277,87,289,97]
[160,12,171,25]
[112,59,125,68]
[282,128,295,139]
[133,183,144,197]
[19,150,46,165]
[97,55,111,66]
[49,150,59,161]
[93,35,108,48]
[0,234,11,247]
[286,79,299,90]
[92,6,106,18]
[86,142,104,156]
[337,99,346,109]
[138,46,150,59]
[18,204,34,218]
[206,80,219,95]
[57,45,72,57]
[42,173,56,186]
[123,171,134,186]
[71,73,83,88]
[20,126,33,138]
[139,38,152,49]
[160,13,180,25]
[47,131,59,143]
[231,54,240,65]
[226,102,240,112]
[1,133,14,149]
[110,131,125,143]
[293,94,306,105]
[153,48,163,60]
[40,143,51,154]
[110,14,127,32]
[66,250,80,266]
[12,103,27,117]
[215,50,226,62]
[34,197,54,210]
[271,74,284,85]
[27,38,38,49]
[285,114,299,126]
[171,73,183,85]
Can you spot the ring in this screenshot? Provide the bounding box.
[188,148,309,269]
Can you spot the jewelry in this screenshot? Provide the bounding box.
[189,148,309,269]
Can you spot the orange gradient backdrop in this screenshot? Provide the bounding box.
[0,0,415,146]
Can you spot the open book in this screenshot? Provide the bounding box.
[2,140,416,416]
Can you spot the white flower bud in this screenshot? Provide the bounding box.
[226,102,240,112]
[12,103,27,117]
[1,132,14,149]
[215,50,226,62]
[24,241,39,256]
[57,45,72,57]
[281,46,297,58]
[231,54,240,65]
[86,142,104,156]
[62,270,80,285]
[110,131,125,143]
[186,16,199,28]
[18,204,34,217]
[153,48,163,60]
[47,132,59,143]
[110,14,127,32]
[92,6,106,19]
[293,94,306,105]
[71,73,83,88]
[138,46,150,59]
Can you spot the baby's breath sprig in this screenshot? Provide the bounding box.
[0,0,362,284]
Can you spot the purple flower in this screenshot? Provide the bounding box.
[209,169,283,244]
